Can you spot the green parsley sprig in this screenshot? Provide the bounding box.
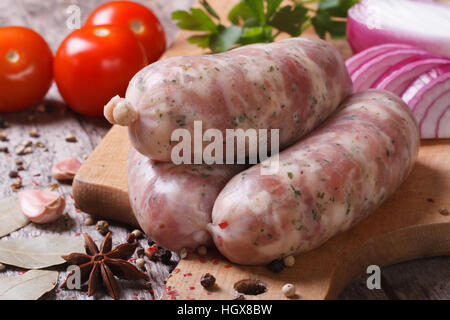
[172,0,359,53]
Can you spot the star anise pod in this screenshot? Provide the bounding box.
[60,232,148,300]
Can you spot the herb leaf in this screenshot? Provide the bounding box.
[210,25,242,53]
[244,0,266,24]
[173,0,358,52]
[187,34,212,48]
[200,0,220,20]
[268,5,308,37]
[172,8,218,32]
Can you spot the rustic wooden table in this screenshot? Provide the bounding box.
[0,0,449,300]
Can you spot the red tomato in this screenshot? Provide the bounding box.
[0,27,53,112]
[54,25,147,117]
[85,1,166,64]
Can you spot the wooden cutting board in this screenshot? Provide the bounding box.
[72,0,450,299]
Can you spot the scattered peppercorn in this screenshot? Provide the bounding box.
[15,159,23,166]
[282,283,295,297]
[136,258,146,269]
[29,129,39,138]
[136,247,145,256]
[283,255,295,267]
[11,180,22,192]
[84,217,95,226]
[17,165,25,171]
[197,245,207,256]
[131,229,143,238]
[8,171,18,178]
[96,220,109,235]
[268,259,284,273]
[200,273,216,289]
[179,247,188,259]
[159,249,172,264]
[0,130,7,141]
[0,146,8,153]
[65,135,77,143]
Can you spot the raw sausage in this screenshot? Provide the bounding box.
[127,147,245,252]
[208,90,420,265]
[106,37,352,162]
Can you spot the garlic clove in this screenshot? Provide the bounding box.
[18,189,66,224]
[51,158,82,181]
[104,95,138,126]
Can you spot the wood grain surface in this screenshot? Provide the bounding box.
[1,0,449,300]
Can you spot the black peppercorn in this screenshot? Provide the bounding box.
[158,249,172,264]
[200,273,216,289]
[268,259,284,273]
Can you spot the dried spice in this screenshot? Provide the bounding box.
[135,258,145,269]
[200,273,216,289]
[11,179,22,192]
[439,208,449,216]
[84,217,95,226]
[28,129,39,138]
[0,130,7,141]
[8,171,18,178]
[283,255,295,267]
[0,146,8,153]
[65,135,77,143]
[0,270,58,300]
[136,247,145,257]
[0,234,83,269]
[179,247,188,259]
[96,220,109,235]
[268,259,284,273]
[61,232,147,300]
[159,249,172,264]
[282,283,295,297]
[126,233,136,243]
[197,245,207,256]
[131,229,143,238]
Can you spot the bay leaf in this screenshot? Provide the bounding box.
[0,270,58,300]
[0,234,85,269]
[0,196,29,238]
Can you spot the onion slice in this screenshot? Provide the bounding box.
[402,66,450,103]
[406,71,450,139]
[351,48,432,92]
[375,58,450,96]
[347,0,450,57]
[345,44,416,76]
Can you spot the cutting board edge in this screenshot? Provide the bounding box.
[72,176,138,227]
